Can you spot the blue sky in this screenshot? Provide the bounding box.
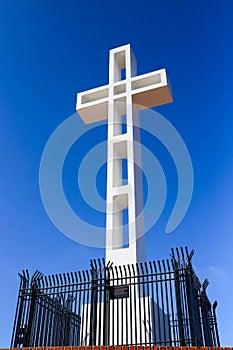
[0,0,233,346]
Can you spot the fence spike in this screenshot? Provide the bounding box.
[149,261,153,274]
[70,271,74,284]
[74,271,78,283]
[48,275,52,288]
[180,247,185,260]
[97,258,102,271]
[90,259,97,271]
[203,278,209,291]
[176,247,180,261]
[162,259,166,272]
[55,273,60,286]
[67,272,71,285]
[166,259,171,272]
[118,264,123,278]
[170,248,175,261]
[63,272,67,285]
[152,260,157,273]
[51,274,56,287]
[157,259,162,273]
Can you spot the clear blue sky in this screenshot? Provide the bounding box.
[0,0,232,346]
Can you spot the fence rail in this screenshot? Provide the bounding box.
[11,247,220,348]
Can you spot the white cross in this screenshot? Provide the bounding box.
[77,44,172,265]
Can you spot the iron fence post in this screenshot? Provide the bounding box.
[11,272,29,348]
[200,283,214,346]
[103,264,110,346]
[173,262,185,346]
[89,261,98,345]
[185,261,203,346]
[213,301,220,347]
[24,280,37,347]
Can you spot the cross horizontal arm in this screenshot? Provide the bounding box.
[76,68,172,124]
[132,68,173,111]
[76,84,109,124]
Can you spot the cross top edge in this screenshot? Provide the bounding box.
[109,43,132,54]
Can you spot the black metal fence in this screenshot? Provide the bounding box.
[11,247,220,348]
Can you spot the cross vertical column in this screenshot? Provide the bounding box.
[106,44,145,265]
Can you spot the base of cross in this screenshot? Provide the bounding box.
[81,295,170,346]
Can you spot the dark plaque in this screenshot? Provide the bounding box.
[109,285,129,300]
